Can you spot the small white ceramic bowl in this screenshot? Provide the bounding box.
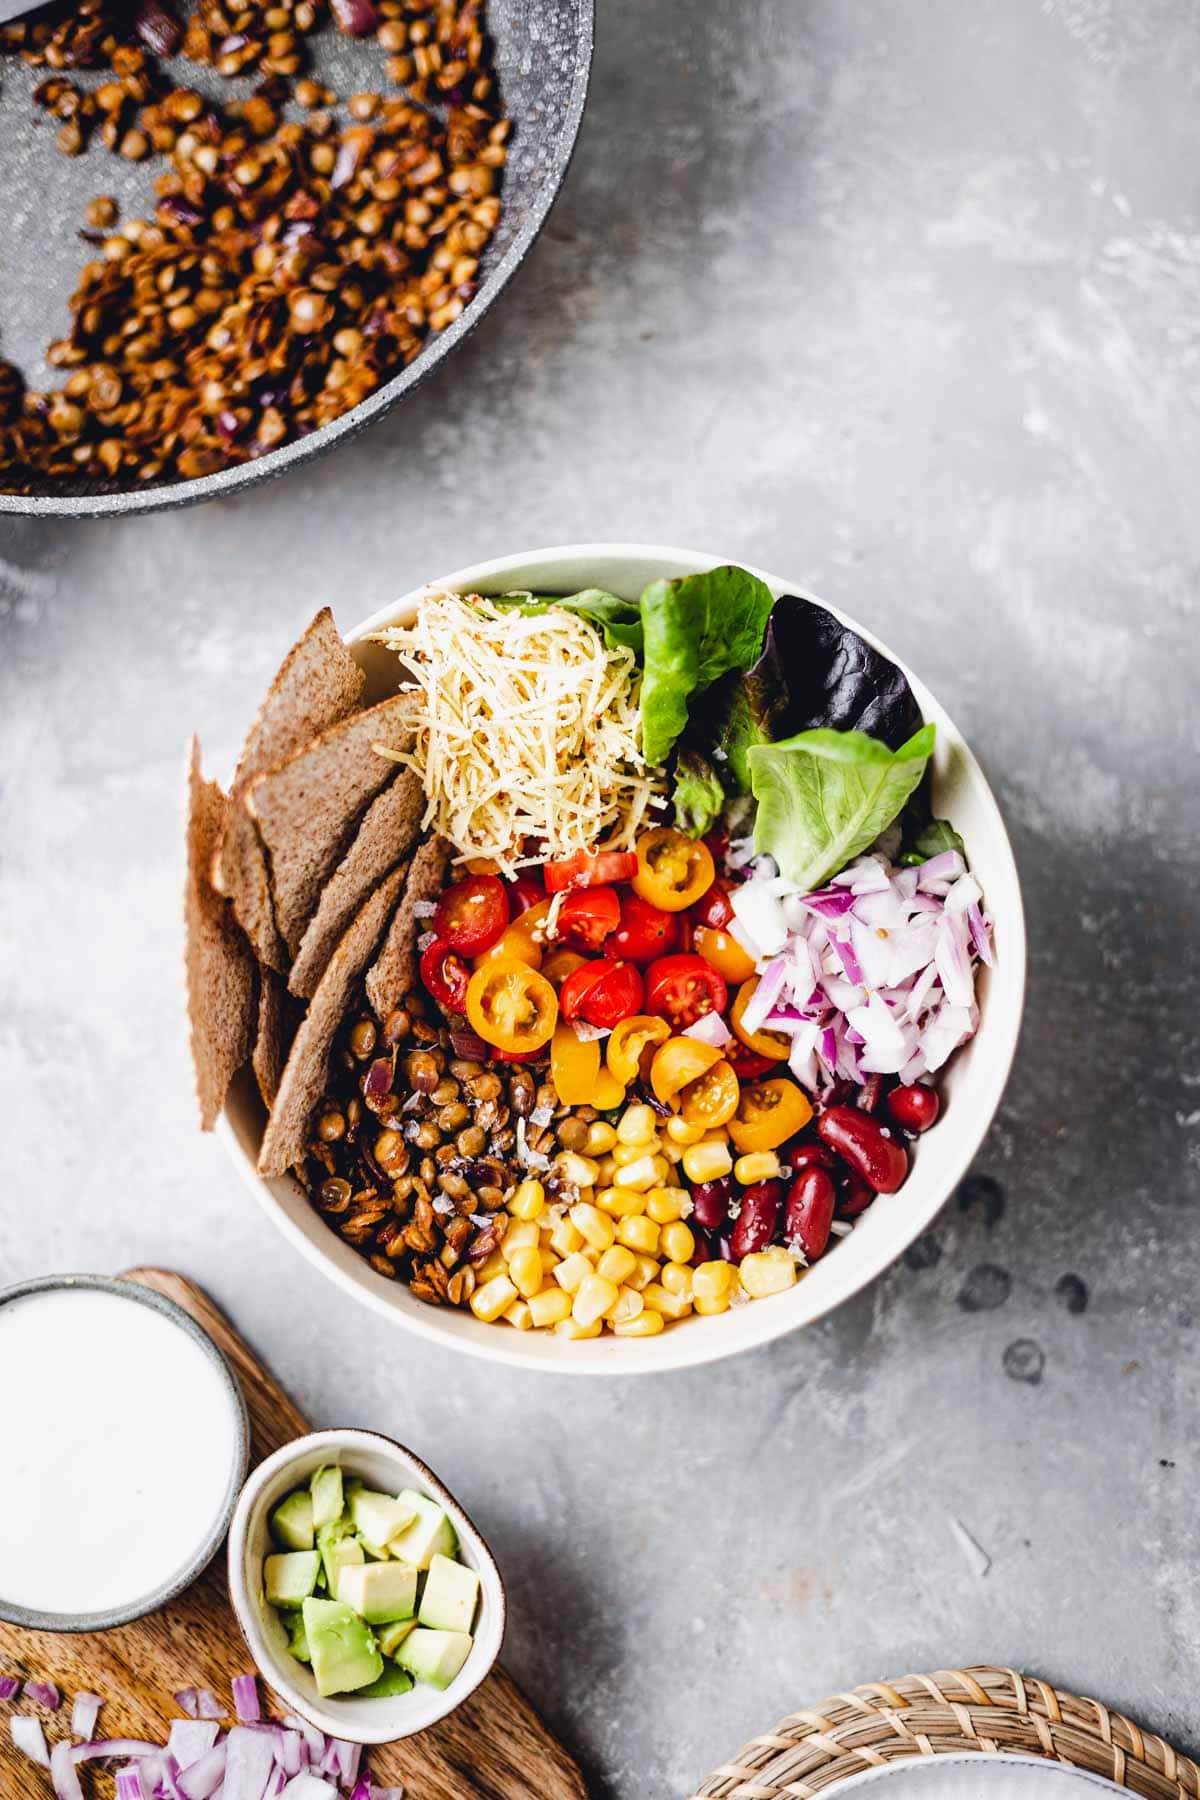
[227,1428,505,1745]
[219,544,1026,1374]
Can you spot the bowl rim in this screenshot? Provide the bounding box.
[226,1425,506,1744]
[0,1,595,519]
[0,1272,250,1630]
[219,540,1027,1375]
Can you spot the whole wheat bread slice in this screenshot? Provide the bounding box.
[253,967,294,1108]
[365,834,451,1019]
[246,693,415,959]
[213,608,365,971]
[185,739,256,1129]
[258,862,408,1177]
[288,768,424,1000]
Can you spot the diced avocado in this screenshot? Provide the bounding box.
[348,1485,417,1557]
[418,1554,479,1634]
[301,1598,383,1698]
[310,1464,344,1529]
[318,1520,365,1593]
[265,1550,321,1608]
[288,1612,312,1665]
[395,1627,473,1691]
[376,1617,419,1658]
[355,1661,415,1699]
[388,1492,458,1570]
[336,1560,418,1625]
[270,1489,315,1552]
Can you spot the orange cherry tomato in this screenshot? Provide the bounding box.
[632,828,716,912]
[465,957,558,1054]
[541,947,588,989]
[727,1078,814,1153]
[550,1023,602,1106]
[593,1067,626,1110]
[693,925,756,986]
[606,1014,671,1086]
[679,1059,740,1129]
[649,1036,722,1107]
[474,920,544,973]
[730,977,792,1062]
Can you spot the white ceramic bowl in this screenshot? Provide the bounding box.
[227,1428,505,1745]
[219,544,1026,1374]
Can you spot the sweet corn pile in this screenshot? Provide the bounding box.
[469,1100,802,1339]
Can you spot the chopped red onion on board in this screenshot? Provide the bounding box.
[0,1675,21,1701]
[11,1714,51,1766]
[24,1681,62,1710]
[232,1675,261,1725]
[70,1693,103,1741]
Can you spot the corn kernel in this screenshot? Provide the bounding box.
[616,1214,660,1255]
[539,1247,559,1273]
[596,1185,645,1218]
[556,1151,601,1189]
[585,1120,618,1154]
[661,1141,684,1164]
[660,1221,696,1264]
[504,1299,533,1330]
[682,1138,733,1183]
[646,1186,686,1224]
[594,1155,618,1187]
[660,1261,694,1298]
[609,1286,644,1326]
[693,1261,737,1302]
[734,1150,781,1185]
[510,1178,546,1222]
[739,1246,798,1298]
[476,1250,506,1282]
[572,1272,619,1328]
[612,1140,653,1167]
[555,1315,603,1339]
[617,1103,658,1146]
[596,1244,637,1285]
[613,1153,666,1191]
[612,1307,664,1336]
[549,1216,584,1258]
[570,1202,615,1251]
[508,1246,544,1299]
[502,1220,540,1260]
[643,1281,692,1320]
[627,1253,659,1291]
[695,1292,731,1315]
[470,1273,518,1322]
[553,1251,593,1295]
[528,1287,572,1327]
[666,1113,707,1145]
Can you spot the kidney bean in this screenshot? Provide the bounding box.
[784,1168,836,1261]
[817,1104,908,1194]
[690,1177,732,1231]
[690,1232,715,1266]
[730,1179,783,1259]
[857,1073,883,1114]
[837,1170,875,1217]
[886,1083,941,1134]
[783,1141,835,1175]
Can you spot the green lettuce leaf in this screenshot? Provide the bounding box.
[672,749,726,837]
[748,724,936,889]
[491,589,643,656]
[909,816,964,860]
[639,566,774,766]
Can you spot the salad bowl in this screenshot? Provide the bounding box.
[219,544,1026,1373]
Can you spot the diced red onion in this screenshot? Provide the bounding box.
[730,880,788,957]
[682,1011,731,1047]
[178,1743,228,1799]
[51,1739,85,1800]
[350,1781,372,1800]
[24,1680,62,1710]
[967,902,994,967]
[830,935,862,986]
[222,1724,276,1799]
[279,1776,337,1798]
[170,1722,221,1770]
[71,1693,103,1741]
[196,1691,226,1721]
[12,1715,50,1767]
[232,1676,261,1725]
[175,1691,199,1720]
[737,955,789,1033]
[116,1772,144,1800]
[916,849,965,884]
[332,1742,360,1787]
[0,1676,21,1701]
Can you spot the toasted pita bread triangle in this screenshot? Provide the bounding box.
[253,966,298,1108]
[185,739,256,1130]
[365,834,451,1019]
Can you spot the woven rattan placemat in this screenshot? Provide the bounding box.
[690,1668,1200,1799]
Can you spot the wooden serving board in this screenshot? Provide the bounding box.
[0,1268,586,1800]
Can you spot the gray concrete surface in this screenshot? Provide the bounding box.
[2,0,1199,1793]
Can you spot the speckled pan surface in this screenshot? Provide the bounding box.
[0,0,592,516]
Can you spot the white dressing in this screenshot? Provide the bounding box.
[0,1287,240,1616]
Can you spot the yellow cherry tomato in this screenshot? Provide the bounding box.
[632,828,716,912]
[679,1059,740,1129]
[649,1036,722,1107]
[593,1068,627,1110]
[551,1023,601,1105]
[693,925,756,986]
[474,921,544,973]
[727,1078,813,1153]
[542,947,588,989]
[465,957,558,1054]
[730,977,792,1062]
[606,1014,671,1086]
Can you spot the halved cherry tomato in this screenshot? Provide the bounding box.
[727,1078,814,1153]
[506,872,546,915]
[556,885,621,952]
[730,977,792,1062]
[691,880,734,930]
[420,938,469,1012]
[593,1068,627,1110]
[633,828,716,912]
[434,874,510,957]
[611,893,680,964]
[644,953,727,1030]
[474,921,544,973]
[550,1022,601,1105]
[560,959,644,1030]
[465,956,557,1054]
[679,1059,740,1129]
[542,947,587,989]
[606,1014,671,1085]
[693,924,756,985]
[493,1045,544,1064]
[543,849,638,893]
[649,1036,722,1107]
[725,1041,779,1082]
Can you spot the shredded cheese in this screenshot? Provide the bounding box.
[373,591,664,874]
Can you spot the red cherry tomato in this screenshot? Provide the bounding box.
[691,880,734,930]
[724,1041,777,1082]
[493,1044,545,1064]
[556,885,621,952]
[419,938,470,1012]
[611,893,681,965]
[644,953,727,1030]
[560,959,644,1030]
[543,849,639,893]
[506,872,546,915]
[433,875,510,957]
